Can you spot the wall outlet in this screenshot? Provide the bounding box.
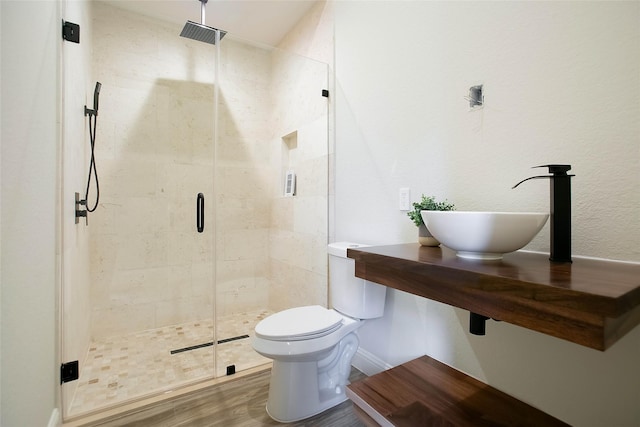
[399,188,411,211]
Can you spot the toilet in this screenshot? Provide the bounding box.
[252,242,387,423]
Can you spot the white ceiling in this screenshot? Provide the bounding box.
[102,0,319,47]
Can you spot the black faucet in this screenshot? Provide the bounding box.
[512,165,574,263]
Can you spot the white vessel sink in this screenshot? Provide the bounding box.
[421,211,549,260]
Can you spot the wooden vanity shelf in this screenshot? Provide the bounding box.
[346,355,570,426]
[347,244,640,351]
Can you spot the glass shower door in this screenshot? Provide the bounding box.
[60,2,218,418]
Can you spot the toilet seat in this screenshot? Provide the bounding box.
[255,306,344,341]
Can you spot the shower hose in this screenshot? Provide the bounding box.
[84,111,99,212]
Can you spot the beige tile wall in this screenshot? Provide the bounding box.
[90,3,216,339]
[267,13,331,312]
[87,2,329,340]
[215,37,330,315]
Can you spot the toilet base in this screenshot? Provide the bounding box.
[266,388,348,423]
[264,333,359,423]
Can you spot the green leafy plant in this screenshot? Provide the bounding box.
[408,195,456,227]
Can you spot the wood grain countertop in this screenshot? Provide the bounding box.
[347,244,640,350]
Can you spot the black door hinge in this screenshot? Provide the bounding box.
[61,361,79,384]
[62,20,80,43]
[321,89,329,98]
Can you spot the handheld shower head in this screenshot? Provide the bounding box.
[180,0,226,45]
[93,82,101,113]
[85,81,102,117]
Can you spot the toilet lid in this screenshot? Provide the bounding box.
[255,306,344,341]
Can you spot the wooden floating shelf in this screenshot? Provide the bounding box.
[347,244,640,351]
[347,355,570,426]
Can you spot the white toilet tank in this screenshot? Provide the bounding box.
[328,242,386,319]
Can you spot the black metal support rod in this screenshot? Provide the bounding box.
[469,312,489,335]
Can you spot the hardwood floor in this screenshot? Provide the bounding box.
[77,367,368,427]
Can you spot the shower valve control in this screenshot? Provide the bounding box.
[75,192,88,225]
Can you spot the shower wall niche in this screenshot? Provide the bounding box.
[61,0,329,418]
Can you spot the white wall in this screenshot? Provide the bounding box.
[334,1,640,426]
[1,1,60,426]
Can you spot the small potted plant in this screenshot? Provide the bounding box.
[408,195,455,246]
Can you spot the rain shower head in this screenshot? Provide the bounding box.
[181,21,226,45]
[180,0,226,45]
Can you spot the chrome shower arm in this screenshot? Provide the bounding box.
[200,0,207,25]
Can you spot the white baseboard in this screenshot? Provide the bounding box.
[48,408,61,427]
[352,348,393,376]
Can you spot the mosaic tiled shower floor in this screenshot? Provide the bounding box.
[68,310,273,416]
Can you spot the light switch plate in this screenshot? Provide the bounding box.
[399,188,410,211]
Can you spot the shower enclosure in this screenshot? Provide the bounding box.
[60,1,329,419]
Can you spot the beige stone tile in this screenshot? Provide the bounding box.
[69,311,271,417]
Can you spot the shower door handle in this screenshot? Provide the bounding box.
[196,193,204,233]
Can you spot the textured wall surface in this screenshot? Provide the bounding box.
[336,1,639,262]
